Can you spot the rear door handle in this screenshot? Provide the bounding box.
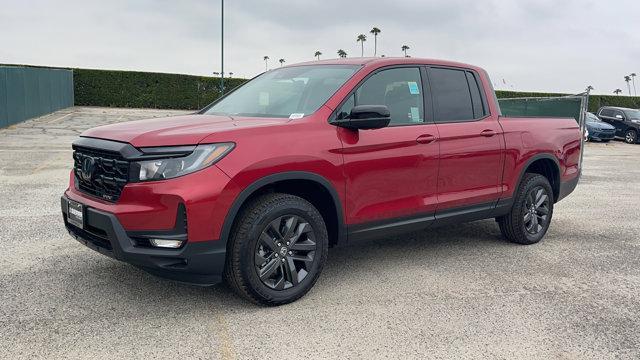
[416,134,437,144]
[480,129,496,137]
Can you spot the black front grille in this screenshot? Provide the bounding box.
[73,147,130,202]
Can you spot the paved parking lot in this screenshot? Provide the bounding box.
[2,107,640,359]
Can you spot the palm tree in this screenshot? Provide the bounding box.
[279,58,285,67]
[314,51,322,60]
[401,45,410,57]
[585,85,594,93]
[356,34,367,57]
[614,89,623,96]
[337,49,347,58]
[624,75,632,95]
[631,73,637,96]
[370,27,381,56]
[263,56,269,71]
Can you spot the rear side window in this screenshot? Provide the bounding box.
[600,109,614,117]
[430,67,486,123]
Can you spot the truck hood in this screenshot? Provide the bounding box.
[80,114,290,147]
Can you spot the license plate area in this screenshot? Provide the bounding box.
[67,199,84,229]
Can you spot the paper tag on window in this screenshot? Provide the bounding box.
[408,81,420,95]
[410,107,421,122]
[259,92,269,106]
[289,113,304,119]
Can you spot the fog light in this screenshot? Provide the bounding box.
[149,239,184,248]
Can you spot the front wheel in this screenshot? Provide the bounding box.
[224,193,328,306]
[497,173,554,245]
[625,129,638,144]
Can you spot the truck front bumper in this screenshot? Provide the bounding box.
[61,196,226,285]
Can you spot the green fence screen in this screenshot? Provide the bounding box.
[498,96,584,123]
[0,65,74,128]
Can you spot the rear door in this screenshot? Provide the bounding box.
[428,67,504,211]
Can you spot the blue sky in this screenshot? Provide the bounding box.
[1,0,639,95]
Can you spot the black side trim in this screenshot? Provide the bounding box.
[434,201,496,226]
[493,197,514,217]
[347,200,507,242]
[348,212,435,242]
[219,171,346,247]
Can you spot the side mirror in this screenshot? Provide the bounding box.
[332,105,391,130]
[615,114,624,120]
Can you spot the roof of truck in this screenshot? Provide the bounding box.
[288,57,482,71]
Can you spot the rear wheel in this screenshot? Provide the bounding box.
[625,129,637,144]
[497,173,554,245]
[224,193,328,306]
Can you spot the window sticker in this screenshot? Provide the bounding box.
[410,107,421,122]
[259,92,269,106]
[408,81,420,95]
[289,113,305,119]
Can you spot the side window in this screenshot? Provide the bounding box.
[349,67,426,125]
[430,67,475,123]
[600,109,613,117]
[612,110,625,120]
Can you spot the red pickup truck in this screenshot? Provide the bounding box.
[62,58,581,305]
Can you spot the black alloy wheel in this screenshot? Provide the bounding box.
[523,186,550,235]
[255,215,317,290]
[224,193,328,306]
[497,173,554,245]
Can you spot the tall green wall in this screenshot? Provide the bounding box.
[0,65,74,128]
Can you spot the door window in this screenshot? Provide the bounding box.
[430,67,486,123]
[336,67,425,125]
[612,110,625,120]
[599,109,614,117]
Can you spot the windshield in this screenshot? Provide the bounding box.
[586,113,601,122]
[204,65,360,118]
[625,109,640,120]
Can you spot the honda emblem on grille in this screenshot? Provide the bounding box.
[80,157,96,181]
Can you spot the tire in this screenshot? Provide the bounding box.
[497,173,554,245]
[625,129,637,144]
[224,193,328,306]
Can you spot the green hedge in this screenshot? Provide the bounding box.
[73,68,247,110]
[496,90,640,113]
[72,67,640,112]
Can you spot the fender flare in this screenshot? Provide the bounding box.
[219,171,346,249]
[513,153,560,200]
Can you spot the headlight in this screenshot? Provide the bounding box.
[631,120,640,124]
[137,143,234,181]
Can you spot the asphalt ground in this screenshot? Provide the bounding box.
[1,107,639,359]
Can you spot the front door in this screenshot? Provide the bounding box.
[600,109,627,137]
[335,67,440,229]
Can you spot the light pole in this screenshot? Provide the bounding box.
[220,0,224,94]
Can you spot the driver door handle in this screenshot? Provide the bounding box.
[416,134,437,144]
